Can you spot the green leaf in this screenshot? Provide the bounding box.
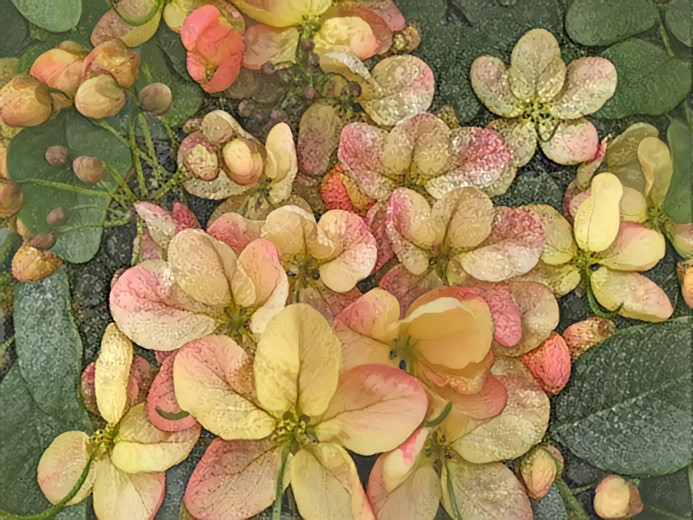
[565,0,657,46]
[14,267,91,431]
[662,119,693,224]
[0,366,86,518]
[553,318,693,476]
[596,39,691,118]
[636,467,693,520]
[8,110,130,263]
[0,0,30,58]
[663,0,692,47]
[531,484,568,520]
[0,229,21,270]
[11,0,82,33]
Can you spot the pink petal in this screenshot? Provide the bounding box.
[146,352,198,432]
[501,281,559,356]
[540,118,599,165]
[207,212,263,255]
[366,201,394,272]
[379,265,444,316]
[338,122,394,200]
[298,101,343,177]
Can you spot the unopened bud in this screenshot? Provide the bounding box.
[0,74,52,127]
[562,317,615,360]
[12,242,62,282]
[221,138,263,185]
[30,232,56,250]
[72,156,105,184]
[270,108,287,123]
[45,145,72,168]
[29,44,85,106]
[0,178,22,218]
[304,85,317,101]
[299,37,315,52]
[260,62,276,75]
[139,82,173,116]
[519,444,564,500]
[46,207,70,227]
[308,52,320,68]
[200,110,240,145]
[349,81,362,98]
[594,475,643,520]
[393,25,421,53]
[177,131,219,181]
[677,260,693,309]
[82,39,140,88]
[74,74,126,119]
[237,99,254,118]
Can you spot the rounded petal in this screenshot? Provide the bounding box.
[298,100,343,177]
[291,444,374,520]
[315,364,428,455]
[173,336,275,439]
[487,118,537,168]
[501,281,559,356]
[516,260,581,297]
[562,316,616,361]
[441,458,533,520]
[451,358,550,463]
[255,304,341,417]
[315,15,380,60]
[95,323,133,424]
[261,205,324,256]
[508,28,566,102]
[638,136,673,208]
[338,122,394,201]
[540,118,599,165]
[523,204,576,265]
[111,403,200,473]
[185,438,285,520]
[110,260,218,351]
[231,0,331,27]
[207,212,263,254]
[440,187,495,250]
[242,24,298,69]
[520,332,572,396]
[606,122,659,192]
[590,267,673,322]
[470,56,522,117]
[600,222,666,271]
[146,352,198,432]
[620,186,649,223]
[92,462,165,520]
[550,57,617,119]
[574,172,623,252]
[38,431,95,506]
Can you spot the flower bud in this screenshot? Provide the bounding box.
[594,475,643,520]
[519,444,563,500]
[0,75,52,127]
[562,317,616,360]
[74,73,126,119]
[200,110,241,145]
[178,131,219,181]
[138,82,172,116]
[91,1,161,48]
[260,62,276,75]
[393,25,421,53]
[270,108,287,123]
[237,99,254,117]
[308,52,320,67]
[82,39,141,88]
[30,232,56,250]
[349,81,362,98]
[304,85,317,101]
[45,145,72,169]
[222,138,263,185]
[300,37,315,52]
[665,220,693,259]
[29,44,85,108]
[521,331,571,396]
[0,178,22,218]
[677,260,693,309]
[46,207,70,227]
[72,156,105,184]
[12,242,62,282]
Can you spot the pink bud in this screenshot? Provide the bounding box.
[519,444,564,500]
[72,156,105,184]
[138,82,172,116]
[12,242,62,282]
[594,475,643,520]
[0,75,52,127]
[45,145,72,168]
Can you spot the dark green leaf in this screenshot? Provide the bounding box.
[662,119,692,224]
[554,318,693,476]
[663,0,692,47]
[0,366,87,518]
[565,0,657,46]
[0,229,21,270]
[531,484,568,520]
[636,467,693,519]
[596,39,691,118]
[14,267,91,430]
[0,0,30,58]
[11,0,82,33]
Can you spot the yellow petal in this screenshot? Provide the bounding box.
[255,304,341,417]
[262,205,328,257]
[523,204,576,265]
[242,24,299,70]
[95,323,133,424]
[231,0,331,27]
[37,431,95,505]
[92,460,165,520]
[508,29,566,102]
[502,281,560,357]
[574,172,623,252]
[470,56,522,117]
[549,57,617,119]
[439,187,495,250]
[606,122,659,192]
[638,136,673,208]
[540,118,598,165]
[111,403,199,473]
[515,261,581,297]
[487,118,537,168]
[599,222,665,271]
[619,187,649,223]
[314,16,379,60]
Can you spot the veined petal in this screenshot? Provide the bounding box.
[540,118,599,165]
[173,336,275,439]
[315,364,427,455]
[508,29,566,102]
[638,136,673,208]
[231,0,331,27]
[590,267,673,322]
[92,461,165,520]
[550,57,617,119]
[95,323,133,424]
[146,352,197,432]
[338,122,394,201]
[184,438,286,520]
[439,187,494,250]
[298,100,343,177]
[207,212,263,255]
[242,24,298,70]
[501,281,559,356]
[470,56,522,117]
[522,204,576,265]
[255,304,341,417]
[487,118,537,168]
[606,122,659,192]
[37,431,95,506]
[574,172,623,252]
[261,205,328,257]
[599,222,665,271]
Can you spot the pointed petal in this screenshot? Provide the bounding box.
[550,57,617,119]
[540,118,599,165]
[146,352,198,432]
[92,462,165,520]
[470,56,522,117]
[38,431,95,506]
[600,222,666,271]
[508,29,566,102]
[574,172,623,252]
[95,323,133,424]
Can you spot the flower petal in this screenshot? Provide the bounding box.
[638,136,673,208]
[92,461,165,520]
[606,123,659,192]
[540,118,599,165]
[550,57,617,119]
[146,352,198,432]
[255,304,341,417]
[261,205,324,256]
[95,323,133,424]
[38,431,95,505]
[487,118,537,168]
[590,267,673,322]
[298,101,343,177]
[265,122,299,203]
[599,222,666,271]
[173,335,275,439]
[379,265,444,315]
[242,24,298,70]
[207,212,263,255]
[508,28,566,102]
[501,281,559,356]
[523,204,576,265]
[315,15,379,60]
[133,201,177,251]
[184,438,285,520]
[574,172,623,252]
[521,332,572,396]
[516,261,581,297]
[620,186,649,223]
[315,364,428,455]
[440,187,495,250]
[338,122,394,200]
[231,0,331,27]
[470,56,522,117]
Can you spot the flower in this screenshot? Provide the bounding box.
[520,331,571,396]
[91,0,163,48]
[29,42,86,109]
[109,228,288,351]
[518,444,564,499]
[11,242,62,282]
[367,357,548,520]
[74,74,126,119]
[174,304,428,519]
[82,39,141,89]
[37,324,199,520]
[471,28,617,166]
[0,74,52,127]
[594,475,643,520]
[181,4,245,93]
[338,113,509,201]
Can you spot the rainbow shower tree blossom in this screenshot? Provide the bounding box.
[338,113,510,201]
[174,304,428,519]
[110,229,288,351]
[37,325,200,520]
[471,28,617,166]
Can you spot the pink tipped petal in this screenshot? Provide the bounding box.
[462,282,522,347]
[134,201,177,249]
[180,5,219,50]
[147,352,198,432]
[207,212,263,255]
[600,222,666,271]
[550,57,617,119]
[338,122,394,200]
[92,462,165,520]
[508,28,566,102]
[541,118,599,165]
[380,428,429,490]
[501,281,559,356]
[315,15,380,60]
[379,265,444,316]
[315,364,428,455]
[470,56,522,117]
[38,431,95,506]
[184,438,285,520]
[298,101,343,177]
[242,24,298,70]
[172,202,201,232]
[590,267,673,322]
[366,202,395,272]
[521,332,572,396]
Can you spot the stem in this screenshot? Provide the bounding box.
[128,114,149,198]
[105,164,137,201]
[555,478,590,520]
[163,121,180,149]
[0,452,96,520]
[443,458,463,520]
[422,401,452,428]
[272,444,291,520]
[14,179,110,198]
[658,13,675,57]
[138,113,165,189]
[0,334,14,357]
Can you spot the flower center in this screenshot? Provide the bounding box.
[389,335,417,373]
[271,410,317,451]
[88,424,118,457]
